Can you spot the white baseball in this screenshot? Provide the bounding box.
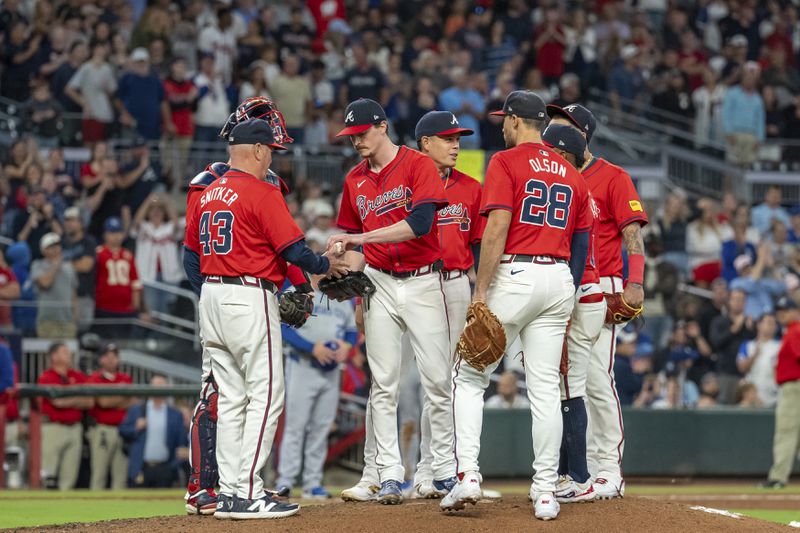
[335,242,344,255]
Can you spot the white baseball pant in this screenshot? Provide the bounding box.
[451,260,574,494]
[200,279,284,500]
[561,283,606,400]
[362,266,455,482]
[586,276,625,482]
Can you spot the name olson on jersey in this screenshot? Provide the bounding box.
[530,157,567,178]
[356,185,412,220]
[200,186,239,207]
[438,203,471,231]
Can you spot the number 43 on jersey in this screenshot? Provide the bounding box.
[199,211,235,255]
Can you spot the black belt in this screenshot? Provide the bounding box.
[441,269,467,281]
[500,254,567,265]
[203,275,277,293]
[376,259,443,279]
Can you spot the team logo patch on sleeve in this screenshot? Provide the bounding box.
[629,200,643,212]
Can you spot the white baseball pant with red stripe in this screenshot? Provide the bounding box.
[200,279,284,499]
[561,283,606,400]
[586,276,625,483]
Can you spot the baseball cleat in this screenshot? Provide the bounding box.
[554,477,597,503]
[432,476,457,497]
[229,495,300,519]
[413,480,437,499]
[533,492,560,520]
[185,489,218,515]
[214,493,236,520]
[302,486,332,499]
[759,479,786,489]
[592,476,625,499]
[377,479,403,505]
[440,472,482,511]
[341,481,380,502]
[270,486,292,500]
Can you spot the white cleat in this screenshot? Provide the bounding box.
[413,480,437,499]
[340,481,379,502]
[533,492,560,521]
[554,476,597,503]
[592,476,625,499]
[440,472,482,511]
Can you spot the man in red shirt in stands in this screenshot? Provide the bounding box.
[0,252,20,330]
[37,342,92,490]
[86,343,132,490]
[162,58,197,193]
[95,217,143,338]
[763,296,800,488]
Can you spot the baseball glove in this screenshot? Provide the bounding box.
[279,291,314,328]
[604,293,644,324]
[457,301,506,372]
[318,272,376,302]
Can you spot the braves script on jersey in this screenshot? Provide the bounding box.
[95,246,141,313]
[337,146,448,271]
[438,169,484,271]
[582,158,649,278]
[193,169,303,285]
[481,143,591,257]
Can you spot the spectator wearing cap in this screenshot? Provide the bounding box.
[730,242,787,319]
[94,218,143,339]
[608,45,646,118]
[304,202,337,251]
[737,313,781,408]
[36,342,92,490]
[439,67,484,150]
[721,61,765,168]
[268,54,312,144]
[709,289,756,404]
[193,53,230,143]
[14,185,63,262]
[614,324,654,406]
[161,58,198,193]
[61,207,97,329]
[65,42,117,143]
[31,233,77,339]
[86,343,133,490]
[721,219,757,283]
[762,296,800,488]
[751,185,791,236]
[115,48,167,141]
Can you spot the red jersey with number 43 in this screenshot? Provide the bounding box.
[481,142,591,259]
[96,246,141,313]
[438,169,484,271]
[582,157,649,278]
[337,146,448,271]
[194,170,303,284]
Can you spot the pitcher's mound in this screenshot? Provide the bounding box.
[25,496,787,532]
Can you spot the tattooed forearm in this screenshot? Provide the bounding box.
[622,223,645,256]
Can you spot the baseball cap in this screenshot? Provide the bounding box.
[312,202,334,219]
[733,254,753,273]
[775,296,798,312]
[542,123,587,158]
[489,90,547,120]
[100,343,119,356]
[414,110,474,141]
[103,217,124,233]
[64,206,81,220]
[130,47,150,62]
[336,99,387,137]
[228,119,287,150]
[729,34,748,47]
[546,103,597,141]
[620,44,639,60]
[40,232,61,252]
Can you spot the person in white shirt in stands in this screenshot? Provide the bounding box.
[737,313,781,407]
[485,371,528,409]
[193,53,230,142]
[686,198,732,287]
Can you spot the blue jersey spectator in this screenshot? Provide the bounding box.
[721,223,757,282]
[439,68,484,149]
[116,48,166,141]
[6,242,36,336]
[608,45,645,114]
[729,246,786,319]
[751,185,791,236]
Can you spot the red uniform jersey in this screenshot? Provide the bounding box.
[581,194,601,285]
[95,246,141,313]
[776,321,800,385]
[337,146,448,271]
[193,170,303,285]
[582,157,649,278]
[481,142,591,259]
[38,368,87,424]
[0,266,17,327]
[438,169,484,271]
[86,370,132,426]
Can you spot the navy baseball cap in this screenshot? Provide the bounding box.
[542,123,587,158]
[489,90,547,120]
[104,217,123,233]
[415,111,474,141]
[546,103,597,141]
[229,119,287,150]
[775,296,798,312]
[336,98,387,137]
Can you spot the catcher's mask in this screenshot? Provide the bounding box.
[219,96,294,146]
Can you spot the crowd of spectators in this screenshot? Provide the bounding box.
[0,0,797,167]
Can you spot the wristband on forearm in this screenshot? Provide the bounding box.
[628,253,645,285]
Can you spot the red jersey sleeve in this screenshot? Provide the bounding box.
[410,156,447,210]
[609,171,649,231]
[184,188,202,254]
[480,154,514,214]
[574,180,592,234]
[469,185,485,243]
[258,189,305,253]
[336,178,363,233]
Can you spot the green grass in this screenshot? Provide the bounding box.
[732,509,800,525]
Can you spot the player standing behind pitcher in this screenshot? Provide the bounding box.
[329,98,455,505]
[540,124,604,504]
[194,120,347,520]
[442,91,591,521]
[547,104,648,499]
